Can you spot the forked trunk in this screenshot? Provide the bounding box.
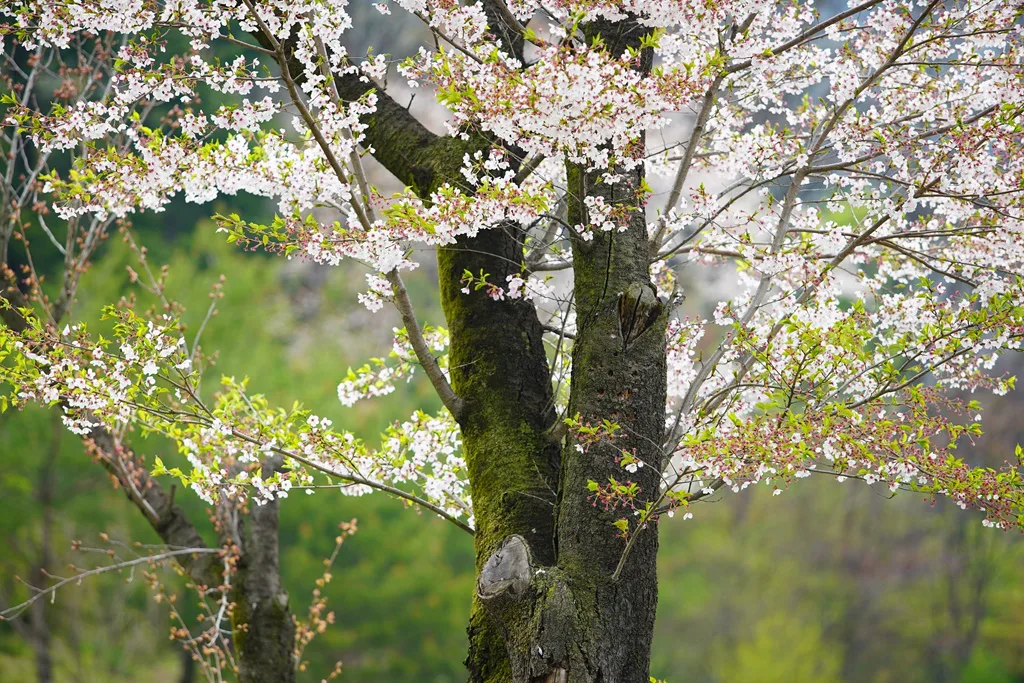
[334,11,666,678]
[447,19,667,677]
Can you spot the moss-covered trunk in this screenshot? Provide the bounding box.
[330,16,666,676]
[438,224,562,681]
[458,183,667,683]
[445,16,666,681]
[552,158,667,682]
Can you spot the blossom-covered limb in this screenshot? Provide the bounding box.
[255,15,467,421]
[228,428,475,536]
[651,72,726,254]
[0,269,224,587]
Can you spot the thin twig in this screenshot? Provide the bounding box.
[1,548,220,620]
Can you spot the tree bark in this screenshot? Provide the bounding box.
[329,65,565,680]
[456,16,666,682]
[437,225,562,681]
[467,162,666,682]
[27,414,59,683]
[550,162,666,682]
[230,457,297,683]
[269,16,667,678]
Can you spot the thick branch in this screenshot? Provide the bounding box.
[86,431,221,589]
[333,71,477,196]
[481,0,527,63]
[250,15,473,196]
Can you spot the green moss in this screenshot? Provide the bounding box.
[363,117,480,199]
[230,570,250,655]
[466,598,514,682]
[436,220,561,682]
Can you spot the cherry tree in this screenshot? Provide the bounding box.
[1,0,1023,681]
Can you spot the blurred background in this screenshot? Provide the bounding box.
[2,2,1024,681]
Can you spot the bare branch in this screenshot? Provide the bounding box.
[0,548,221,621]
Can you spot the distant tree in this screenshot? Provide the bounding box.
[1,1,1023,682]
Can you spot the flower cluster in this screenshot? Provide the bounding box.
[3,0,1024,539]
[337,326,450,407]
[0,307,472,525]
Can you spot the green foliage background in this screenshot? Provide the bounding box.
[2,211,1023,682]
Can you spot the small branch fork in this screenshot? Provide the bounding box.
[0,548,221,621]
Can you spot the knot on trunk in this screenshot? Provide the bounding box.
[478,535,533,601]
[618,282,664,350]
[477,535,580,683]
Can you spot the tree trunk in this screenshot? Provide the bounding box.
[28,415,60,683]
[443,23,664,682]
[178,648,197,683]
[438,225,562,681]
[550,155,667,682]
[231,459,297,683]
[463,163,666,681]
[324,12,666,677]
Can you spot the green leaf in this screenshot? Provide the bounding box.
[151,456,167,476]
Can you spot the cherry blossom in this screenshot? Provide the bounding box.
[2,0,1023,543]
